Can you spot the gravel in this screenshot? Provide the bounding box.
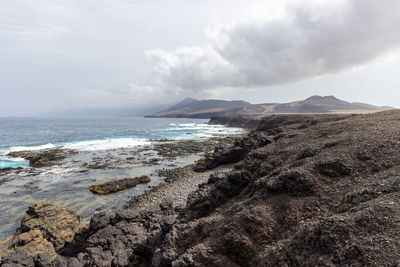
[128,164,233,211]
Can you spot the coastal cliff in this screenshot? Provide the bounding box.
[3,110,400,266]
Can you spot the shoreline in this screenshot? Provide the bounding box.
[0,129,244,240]
[127,164,234,212]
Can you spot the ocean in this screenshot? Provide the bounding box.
[0,117,243,239]
[0,117,241,168]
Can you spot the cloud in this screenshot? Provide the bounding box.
[147,0,400,92]
[147,46,239,90]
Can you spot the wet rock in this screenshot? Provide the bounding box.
[0,167,24,176]
[6,148,74,168]
[0,177,11,186]
[87,162,109,169]
[89,176,151,195]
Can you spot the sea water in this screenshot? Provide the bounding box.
[0,117,243,239]
[0,117,242,168]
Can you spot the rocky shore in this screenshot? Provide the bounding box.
[128,164,234,212]
[0,135,240,238]
[3,110,400,266]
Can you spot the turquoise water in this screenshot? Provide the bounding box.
[0,159,29,168]
[0,117,240,168]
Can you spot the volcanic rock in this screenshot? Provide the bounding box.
[5,111,400,266]
[89,176,151,195]
[20,201,82,250]
[0,201,82,265]
[6,148,74,168]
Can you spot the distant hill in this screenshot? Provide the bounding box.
[146,96,393,118]
[145,98,250,118]
[234,95,393,115]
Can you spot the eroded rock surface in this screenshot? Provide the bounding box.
[89,176,151,195]
[0,201,82,265]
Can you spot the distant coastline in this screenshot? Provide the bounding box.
[146,95,393,119]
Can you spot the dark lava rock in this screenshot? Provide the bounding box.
[6,148,74,168]
[259,169,315,196]
[1,249,35,267]
[193,132,271,172]
[209,115,263,129]
[89,176,151,195]
[315,160,352,177]
[89,212,111,232]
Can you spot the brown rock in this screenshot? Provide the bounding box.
[89,176,151,195]
[15,230,56,259]
[20,201,82,250]
[1,201,82,264]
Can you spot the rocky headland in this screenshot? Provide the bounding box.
[3,110,400,266]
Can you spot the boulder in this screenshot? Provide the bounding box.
[15,230,56,259]
[0,201,82,265]
[20,201,82,250]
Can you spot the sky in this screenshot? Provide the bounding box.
[1,0,400,116]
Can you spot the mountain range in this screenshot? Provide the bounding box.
[146,95,393,118]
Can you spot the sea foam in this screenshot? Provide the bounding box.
[61,138,151,151]
[9,143,56,152]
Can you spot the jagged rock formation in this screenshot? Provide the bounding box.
[3,110,400,266]
[0,201,82,265]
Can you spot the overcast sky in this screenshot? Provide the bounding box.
[1,0,400,116]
